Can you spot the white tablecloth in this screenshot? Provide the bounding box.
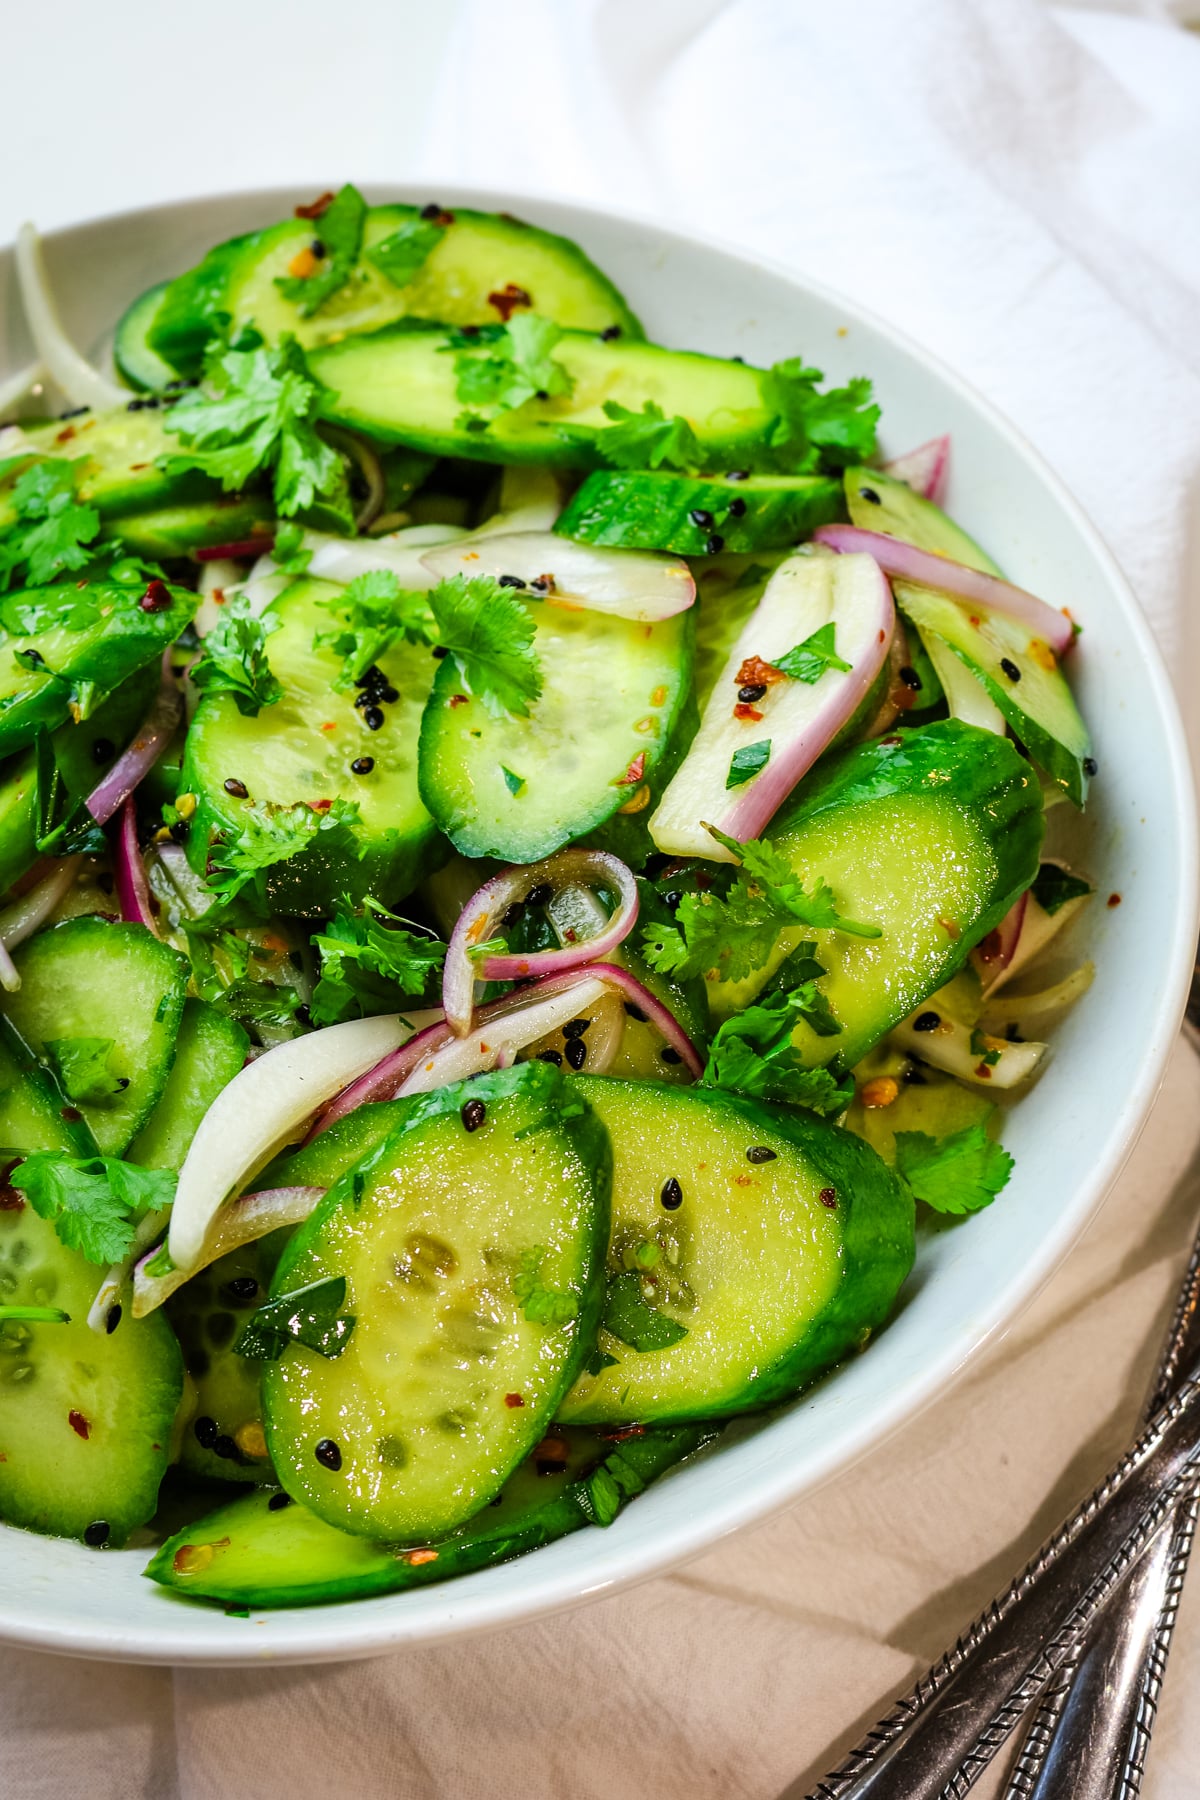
[4,3,1200,1795]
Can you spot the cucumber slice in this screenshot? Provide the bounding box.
[707,722,1045,1066]
[309,328,777,470]
[101,495,275,560]
[845,468,1091,804]
[559,1078,914,1424]
[691,557,781,708]
[112,281,178,393]
[260,1100,410,1191]
[5,409,210,529]
[182,575,445,916]
[0,569,196,758]
[262,1063,610,1539]
[556,472,844,556]
[145,233,259,380]
[845,1066,995,1166]
[417,598,694,863]
[126,999,249,1172]
[169,1242,277,1487]
[146,1425,710,1608]
[0,661,158,894]
[2,919,189,1156]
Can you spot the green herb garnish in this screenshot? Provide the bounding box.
[1031,864,1093,916]
[726,740,771,789]
[602,1270,688,1351]
[893,1123,1014,1215]
[0,460,100,590]
[773,622,852,684]
[11,1154,175,1265]
[274,184,367,316]
[233,1275,356,1361]
[191,592,283,716]
[367,217,446,288]
[310,895,446,1027]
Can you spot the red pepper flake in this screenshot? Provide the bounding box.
[533,1434,570,1464]
[309,798,333,813]
[295,191,335,219]
[320,721,337,732]
[880,735,902,747]
[61,1107,83,1123]
[975,1062,994,1080]
[449,694,469,709]
[600,1424,647,1442]
[819,1188,838,1208]
[976,928,1003,964]
[68,1410,91,1440]
[937,915,961,940]
[55,425,77,445]
[211,587,227,607]
[487,283,533,322]
[504,1393,524,1408]
[734,1173,752,1187]
[1107,892,1122,908]
[403,1548,440,1567]
[616,753,646,787]
[139,579,172,614]
[878,629,886,643]
[733,702,764,722]
[129,462,150,472]
[736,654,784,688]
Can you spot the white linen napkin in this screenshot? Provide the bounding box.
[3,5,1200,1797]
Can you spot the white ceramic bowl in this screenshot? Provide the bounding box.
[0,186,1194,1666]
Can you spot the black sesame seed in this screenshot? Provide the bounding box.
[353,691,372,710]
[295,1004,312,1026]
[1083,756,1098,777]
[461,1098,487,1132]
[224,1275,259,1301]
[562,1018,591,1038]
[859,486,881,504]
[746,1146,777,1164]
[105,1304,122,1334]
[501,902,524,927]
[599,325,622,341]
[310,238,326,258]
[689,508,715,530]
[314,1438,342,1471]
[1006,1023,1025,1042]
[363,664,384,684]
[623,1002,648,1022]
[351,756,375,775]
[899,666,921,691]
[727,497,747,517]
[529,576,552,594]
[535,389,549,401]
[662,889,682,909]
[90,737,115,765]
[1000,657,1021,682]
[432,645,449,658]
[223,777,249,798]
[170,820,191,844]
[704,533,725,555]
[536,1049,563,1065]
[363,707,385,731]
[565,1038,587,1071]
[725,470,749,481]
[379,684,399,704]
[913,1011,941,1033]
[214,1433,240,1462]
[83,1521,110,1547]
[498,573,527,589]
[660,1176,683,1210]
[116,1078,130,1091]
[267,1491,292,1511]
[59,405,90,420]
[420,202,444,220]
[660,1046,682,1065]
[194,1415,219,1449]
[730,354,746,364]
[738,683,767,703]
[524,882,553,908]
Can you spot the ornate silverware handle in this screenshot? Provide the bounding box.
[794,1358,1200,1800]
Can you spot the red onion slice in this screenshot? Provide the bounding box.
[399,976,616,1096]
[86,652,182,824]
[813,524,1075,657]
[421,530,696,622]
[442,849,639,1036]
[883,435,950,504]
[0,855,81,975]
[195,536,277,563]
[132,1187,326,1318]
[971,892,1028,991]
[526,961,705,1079]
[113,796,158,934]
[307,1013,453,1138]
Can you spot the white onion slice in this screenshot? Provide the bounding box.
[87,1208,165,1334]
[133,1186,325,1318]
[0,856,83,971]
[981,961,1095,1027]
[303,523,464,587]
[913,619,1005,735]
[891,1007,1046,1088]
[0,360,46,421]
[15,223,126,411]
[421,530,695,622]
[883,435,950,503]
[985,873,1092,997]
[472,466,566,536]
[194,558,242,639]
[167,1012,439,1271]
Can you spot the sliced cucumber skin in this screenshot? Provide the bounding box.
[556,472,845,556]
[845,467,1002,575]
[0,1038,182,1544]
[112,281,178,393]
[2,919,189,1156]
[708,721,1045,1062]
[145,1425,709,1608]
[263,1063,612,1539]
[9,410,214,528]
[260,1101,411,1192]
[125,998,248,1172]
[101,496,275,560]
[0,662,158,896]
[145,233,260,379]
[417,601,694,863]
[0,574,196,759]
[182,575,446,916]
[559,1079,914,1425]
[308,328,777,470]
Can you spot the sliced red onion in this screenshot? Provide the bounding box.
[195,536,276,563]
[529,961,705,1078]
[0,854,83,964]
[443,849,639,1035]
[652,549,894,859]
[86,652,182,824]
[113,796,158,933]
[971,892,1028,991]
[985,865,1093,996]
[421,530,695,622]
[307,1013,453,1138]
[132,1186,325,1318]
[883,435,950,504]
[320,424,385,532]
[814,524,1075,657]
[399,976,616,1096]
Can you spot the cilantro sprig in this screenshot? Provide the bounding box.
[763,359,881,472]
[453,313,573,426]
[45,1037,124,1105]
[313,570,433,690]
[367,216,445,289]
[0,460,101,590]
[233,1275,356,1361]
[274,184,366,317]
[205,797,364,909]
[12,1154,175,1266]
[773,622,851,684]
[310,895,446,1027]
[559,400,703,472]
[191,592,283,716]
[699,944,853,1116]
[893,1123,1014,1215]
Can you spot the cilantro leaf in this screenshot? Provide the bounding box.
[453,313,573,423]
[12,1153,175,1265]
[44,1037,123,1105]
[576,1446,652,1528]
[233,1275,356,1361]
[0,460,101,590]
[893,1123,1014,1215]
[711,828,882,940]
[1031,864,1093,916]
[727,739,771,789]
[271,521,313,577]
[161,333,342,517]
[969,1027,1002,1069]
[602,1271,688,1351]
[773,622,852,684]
[701,979,852,1116]
[34,727,108,858]
[205,797,363,908]
[274,184,367,317]
[310,895,446,1027]
[560,399,704,472]
[367,217,445,288]
[428,574,542,718]
[511,1246,579,1327]
[763,359,881,472]
[190,592,283,716]
[313,569,434,689]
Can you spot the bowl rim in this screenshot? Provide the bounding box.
[1,180,1196,1666]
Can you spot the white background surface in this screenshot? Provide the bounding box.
[4,2,1200,1796]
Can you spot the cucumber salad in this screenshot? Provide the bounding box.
[0,190,1096,1612]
